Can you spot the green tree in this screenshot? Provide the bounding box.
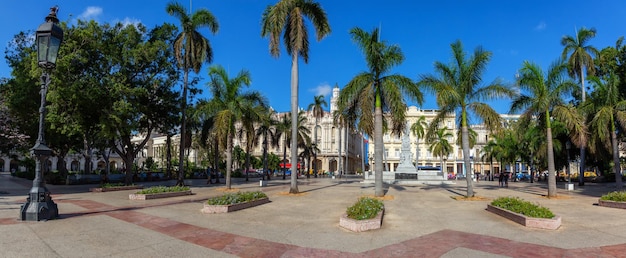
[261,0,331,193]
[338,27,423,197]
[561,27,599,186]
[255,107,278,180]
[427,127,453,177]
[510,60,583,197]
[166,1,219,186]
[418,40,512,197]
[199,65,266,189]
[586,74,626,188]
[410,116,427,167]
[307,95,327,177]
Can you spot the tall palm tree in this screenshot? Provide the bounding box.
[586,74,626,189]
[428,127,453,178]
[418,40,513,197]
[338,27,423,197]
[200,65,267,189]
[410,116,427,167]
[255,108,278,180]
[166,2,219,186]
[510,60,583,197]
[308,95,327,177]
[561,27,599,186]
[261,0,331,194]
[332,109,345,177]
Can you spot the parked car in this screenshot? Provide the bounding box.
[514,172,531,181]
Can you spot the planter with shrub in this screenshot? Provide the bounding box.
[339,197,384,232]
[487,197,560,230]
[201,191,269,213]
[90,183,143,192]
[129,186,191,200]
[599,191,626,209]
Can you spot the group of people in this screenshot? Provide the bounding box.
[497,172,509,187]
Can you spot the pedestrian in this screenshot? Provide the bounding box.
[504,171,509,187]
[498,172,504,187]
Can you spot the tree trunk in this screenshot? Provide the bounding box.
[289,53,299,193]
[83,138,92,174]
[177,70,189,186]
[611,125,623,189]
[579,65,586,186]
[314,118,318,178]
[361,137,365,178]
[461,123,473,197]
[263,137,270,180]
[345,127,349,176]
[374,101,384,197]
[226,134,233,189]
[338,124,342,178]
[245,142,251,182]
[282,137,287,180]
[415,137,420,169]
[546,125,557,197]
[166,134,172,179]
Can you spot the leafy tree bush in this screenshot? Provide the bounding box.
[136,185,189,194]
[491,197,554,218]
[346,197,384,220]
[206,191,267,205]
[600,191,626,202]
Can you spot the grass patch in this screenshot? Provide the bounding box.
[491,197,554,219]
[346,197,384,220]
[206,191,267,205]
[600,191,626,202]
[136,185,189,194]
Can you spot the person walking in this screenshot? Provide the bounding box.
[498,172,504,187]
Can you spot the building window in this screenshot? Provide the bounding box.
[394,148,399,157]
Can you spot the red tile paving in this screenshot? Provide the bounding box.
[52,199,626,257]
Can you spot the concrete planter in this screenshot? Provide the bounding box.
[487,204,561,230]
[339,209,384,232]
[598,199,626,209]
[90,185,143,192]
[129,190,192,200]
[201,197,270,214]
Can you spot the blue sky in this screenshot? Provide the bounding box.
[2,0,626,124]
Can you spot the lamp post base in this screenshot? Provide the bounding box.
[20,186,58,221]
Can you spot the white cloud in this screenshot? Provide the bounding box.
[79,6,103,20]
[534,21,547,31]
[309,83,332,96]
[117,17,142,28]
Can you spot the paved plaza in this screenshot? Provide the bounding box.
[1,173,626,257]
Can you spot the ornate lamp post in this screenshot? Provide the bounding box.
[20,6,63,221]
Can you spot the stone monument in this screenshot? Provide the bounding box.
[394,126,417,173]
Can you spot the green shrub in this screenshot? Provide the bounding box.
[346,197,384,220]
[490,197,554,219]
[101,183,130,188]
[136,185,189,194]
[600,191,626,202]
[206,191,267,205]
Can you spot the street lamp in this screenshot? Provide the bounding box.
[20,6,63,221]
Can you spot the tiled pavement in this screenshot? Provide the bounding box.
[2,173,626,257]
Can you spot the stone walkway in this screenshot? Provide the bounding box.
[1,174,626,257]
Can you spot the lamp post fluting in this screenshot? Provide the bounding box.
[20,6,63,221]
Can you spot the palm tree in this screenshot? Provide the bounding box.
[338,27,423,197]
[428,127,453,178]
[586,74,626,189]
[418,40,513,197]
[275,113,291,179]
[255,108,278,180]
[261,0,331,194]
[410,116,427,167]
[200,65,267,189]
[275,111,312,179]
[240,106,262,182]
[307,95,327,177]
[510,60,583,197]
[166,2,219,186]
[561,27,599,186]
